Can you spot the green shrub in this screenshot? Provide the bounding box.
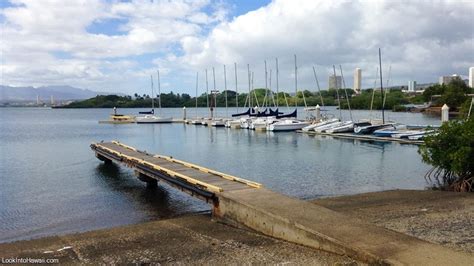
[419,118,474,192]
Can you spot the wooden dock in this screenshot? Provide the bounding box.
[90,141,471,265]
[91,141,260,203]
[297,130,424,145]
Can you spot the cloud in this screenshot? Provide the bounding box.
[1,0,473,94]
[0,0,226,91]
[180,0,474,90]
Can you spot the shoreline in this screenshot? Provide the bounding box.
[1,189,472,263]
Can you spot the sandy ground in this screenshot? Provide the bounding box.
[2,189,471,264]
[313,189,474,254]
[0,214,356,265]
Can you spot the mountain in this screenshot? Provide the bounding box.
[0,85,117,102]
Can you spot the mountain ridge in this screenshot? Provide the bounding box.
[0,85,121,101]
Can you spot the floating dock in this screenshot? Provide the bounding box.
[90,141,470,265]
[298,130,424,145]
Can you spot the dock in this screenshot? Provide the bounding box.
[90,141,471,265]
[298,130,424,145]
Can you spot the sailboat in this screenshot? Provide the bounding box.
[136,70,173,123]
[268,55,309,131]
[189,72,203,125]
[211,66,227,127]
[226,63,246,128]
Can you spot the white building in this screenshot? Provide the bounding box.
[353,68,362,94]
[329,75,342,89]
[469,67,474,88]
[408,81,417,92]
[439,74,461,85]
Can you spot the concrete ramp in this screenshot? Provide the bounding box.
[215,188,473,265]
[91,141,472,265]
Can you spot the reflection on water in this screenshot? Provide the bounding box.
[0,107,435,243]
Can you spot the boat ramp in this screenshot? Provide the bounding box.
[90,141,471,265]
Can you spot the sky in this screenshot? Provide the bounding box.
[1,0,473,96]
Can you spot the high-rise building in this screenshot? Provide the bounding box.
[408,81,417,92]
[353,68,361,94]
[329,75,342,89]
[469,67,474,88]
[439,74,461,85]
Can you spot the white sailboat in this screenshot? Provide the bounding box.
[189,72,203,125]
[325,121,356,133]
[268,55,308,131]
[268,119,310,131]
[136,71,173,123]
[302,118,339,132]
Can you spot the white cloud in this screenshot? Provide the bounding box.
[1,0,473,94]
[180,0,474,91]
[0,0,226,91]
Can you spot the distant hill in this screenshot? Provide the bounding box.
[0,85,117,102]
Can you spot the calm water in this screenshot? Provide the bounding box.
[0,107,440,243]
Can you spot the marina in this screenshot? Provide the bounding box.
[0,107,436,244]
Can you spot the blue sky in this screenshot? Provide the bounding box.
[1,0,473,95]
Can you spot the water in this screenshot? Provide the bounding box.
[0,107,440,243]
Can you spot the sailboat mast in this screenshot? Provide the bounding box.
[195,71,198,118]
[157,70,162,116]
[312,66,324,106]
[339,65,353,121]
[234,62,238,113]
[333,65,342,120]
[224,64,228,118]
[370,67,379,118]
[264,60,268,108]
[247,64,252,108]
[205,69,209,117]
[212,67,216,118]
[150,74,155,111]
[379,48,385,124]
[294,54,297,109]
[276,58,279,109]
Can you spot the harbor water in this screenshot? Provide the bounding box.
[0,107,441,243]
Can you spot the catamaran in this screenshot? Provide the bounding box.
[136,70,173,124]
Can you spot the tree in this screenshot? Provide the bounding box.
[419,118,474,192]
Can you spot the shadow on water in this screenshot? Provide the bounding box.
[95,162,206,219]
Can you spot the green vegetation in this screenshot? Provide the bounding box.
[62,79,473,112]
[61,88,336,109]
[422,78,473,110]
[419,117,473,192]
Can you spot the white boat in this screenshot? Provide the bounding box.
[240,117,253,129]
[326,121,355,133]
[302,118,339,132]
[392,130,434,139]
[407,131,436,140]
[267,119,310,131]
[354,123,394,134]
[211,119,226,127]
[136,70,173,124]
[136,115,173,123]
[372,124,407,137]
[225,119,241,128]
[314,121,343,133]
[250,117,278,131]
[190,118,203,125]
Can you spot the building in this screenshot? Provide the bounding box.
[353,68,361,94]
[439,74,461,85]
[469,67,474,88]
[408,81,417,92]
[329,75,342,89]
